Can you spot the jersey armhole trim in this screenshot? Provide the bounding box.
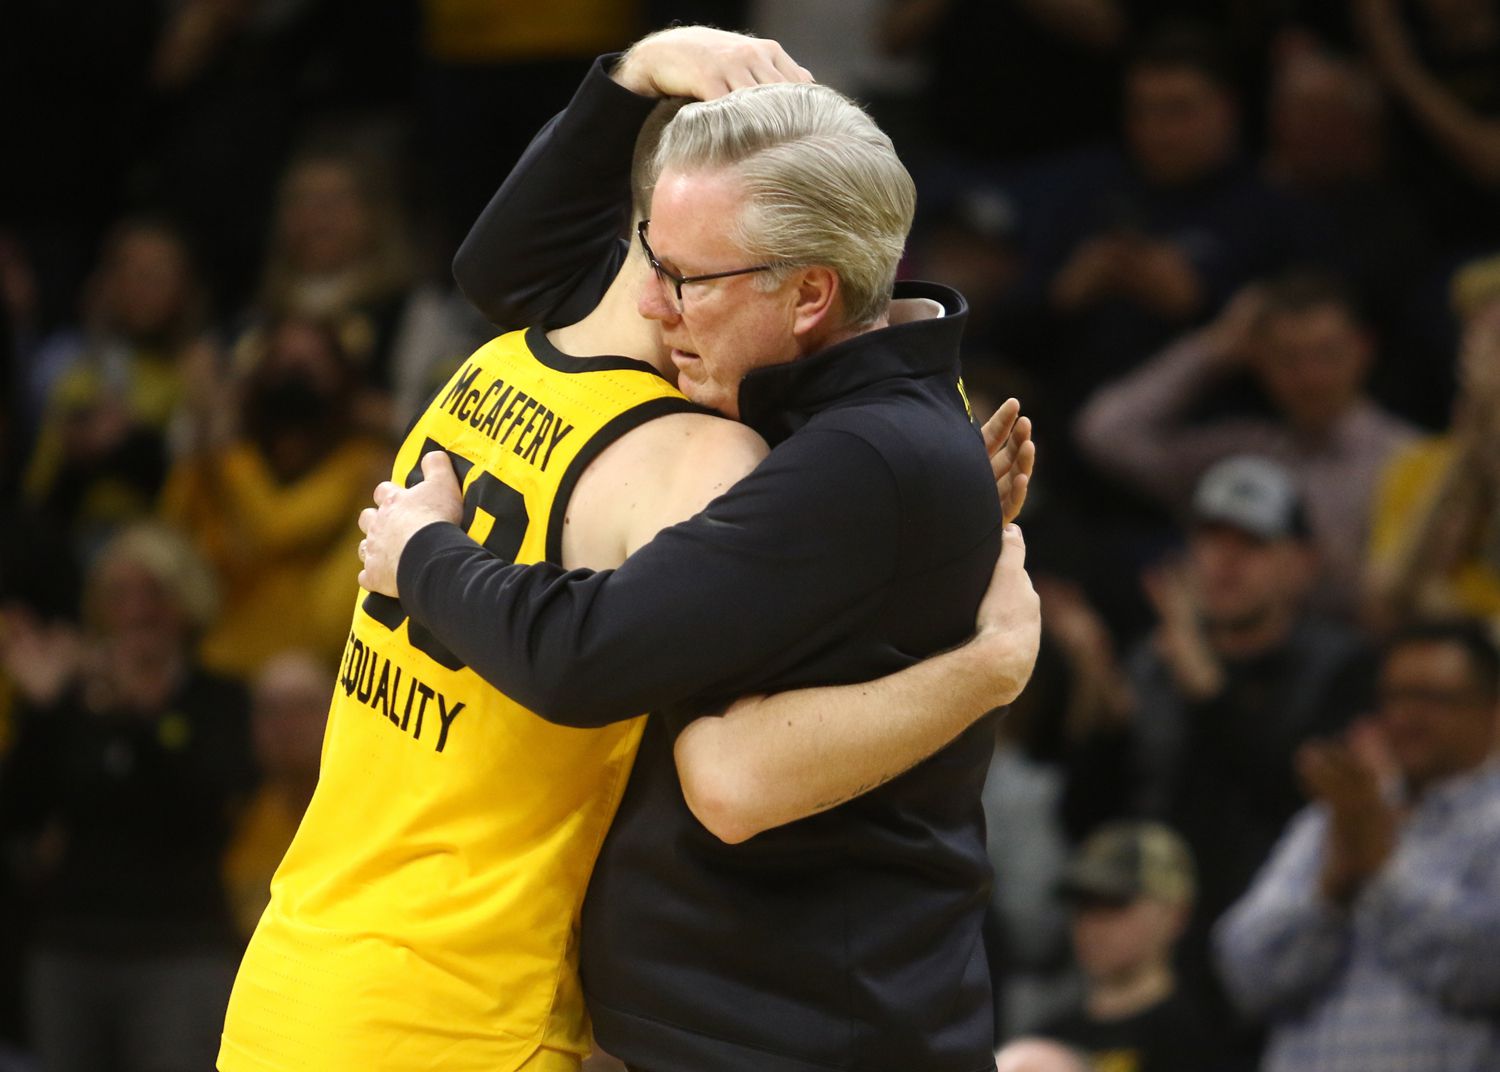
[545,395,713,563]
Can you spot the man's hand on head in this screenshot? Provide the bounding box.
[613,26,813,100]
[357,451,464,598]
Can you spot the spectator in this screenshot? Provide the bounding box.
[1075,270,1420,620]
[160,312,389,678]
[253,151,473,435]
[1216,619,1500,1072]
[1367,251,1500,631]
[1021,24,1325,401]
[0,522,254,1072]
[22,217,219,554]
[1065,456,1373,1033]
[1263,47,1436,412]
[142,0,420,313]
[222,650,329,940]
[1037,821,1223,1072]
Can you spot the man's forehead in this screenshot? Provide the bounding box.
[651,166,746,213]
[647,169,750,256]
[1383,641,1474,680]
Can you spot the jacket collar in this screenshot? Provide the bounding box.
[736,280,968,444]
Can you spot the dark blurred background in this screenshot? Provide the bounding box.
[2,2,1499,1071]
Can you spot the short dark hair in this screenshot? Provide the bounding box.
[1127,24,1238,94]
[1384,619,1500,702]
[1256,268,1364,327]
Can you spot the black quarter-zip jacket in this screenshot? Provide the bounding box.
[400,57,1006,1072]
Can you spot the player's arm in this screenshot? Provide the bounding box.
[452,28,811,330]
[673,524,1038,843]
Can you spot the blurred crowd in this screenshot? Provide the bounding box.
[1,1,1499,1071]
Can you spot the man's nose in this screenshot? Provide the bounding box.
[638,273,679,323]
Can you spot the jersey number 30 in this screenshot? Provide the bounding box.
[361,438,529,671]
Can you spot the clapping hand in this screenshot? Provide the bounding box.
[1298,723,1399,905]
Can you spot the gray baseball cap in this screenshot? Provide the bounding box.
[1191,456,1309,542]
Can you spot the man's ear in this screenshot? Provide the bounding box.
[791,265,842,342]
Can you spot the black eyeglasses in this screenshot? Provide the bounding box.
[637,219,776,311]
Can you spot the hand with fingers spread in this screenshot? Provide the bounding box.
[357,452,464,598]
[612,26,814,101]
[979,397,1035,525]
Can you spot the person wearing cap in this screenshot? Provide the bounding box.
[1063,455,1374,1053]
[1216,619,1500,1072]
[1032,822,1222,1072]
[1366,251,1500,632]
[1075,269,1419,622]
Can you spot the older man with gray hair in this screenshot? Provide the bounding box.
[361,25,1021,1072]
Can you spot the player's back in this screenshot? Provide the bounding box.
[219,328,701,1072]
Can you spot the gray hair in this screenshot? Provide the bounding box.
[653,82,915,328]
[85,522,220,635]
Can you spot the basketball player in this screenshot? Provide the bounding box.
[219,29,1038,1072]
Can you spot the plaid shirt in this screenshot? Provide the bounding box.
[1215,762,1500,1072]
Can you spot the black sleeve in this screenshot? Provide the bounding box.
[397,428,902,727]
[451,54,655,330]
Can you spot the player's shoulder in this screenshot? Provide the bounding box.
[572,408,766,508]
[633,409,766,455]
[598,409,765,480]
[567,410,769,562]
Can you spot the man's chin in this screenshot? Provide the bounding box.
[677,380,738,421]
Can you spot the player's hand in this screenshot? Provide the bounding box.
[969,524,1041,707]
[357,451,464,597]
[979,397,1034,525]
[613,26,813,100]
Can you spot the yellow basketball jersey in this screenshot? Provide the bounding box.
[220,329,698,1072]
